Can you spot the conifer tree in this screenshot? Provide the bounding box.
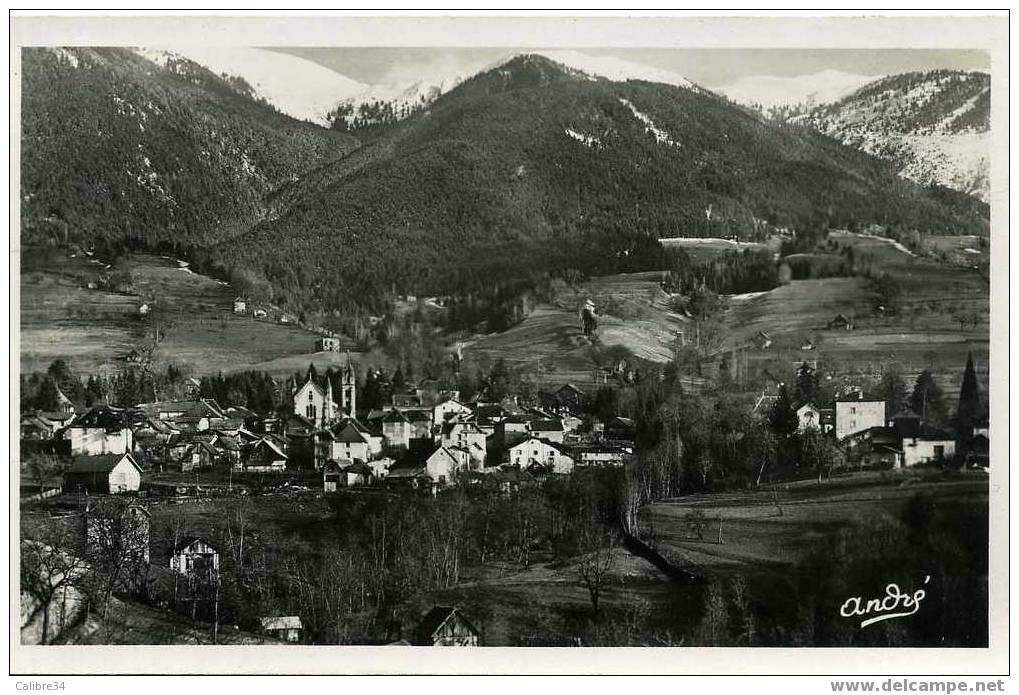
[955,353,983,435]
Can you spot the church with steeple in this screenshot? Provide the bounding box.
[290,356,357,427]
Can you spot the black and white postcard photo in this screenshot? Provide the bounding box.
[8,11,1009,683]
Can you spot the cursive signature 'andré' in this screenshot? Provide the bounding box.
[840,576,931,628]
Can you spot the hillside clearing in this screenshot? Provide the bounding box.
[20,251,344,377]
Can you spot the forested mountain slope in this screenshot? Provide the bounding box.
[20,47,358,254]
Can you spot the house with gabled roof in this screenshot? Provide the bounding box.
[242,437,288,473]
[555,383,586,414]
[438,420,487,468]
[414,606,480,646]
[528,418,565,444]
[507,437,575,475]
[137,398,227,423]
[432,398,472,425]
[170,536,219,580]
[320,419,373,465]
[827,313,854,331]
[382,408,412,449]
[796,403,822,432]
[63,453,143,494]
[62,406,134,456]
[385,444,465,490]
[260,616,302,643]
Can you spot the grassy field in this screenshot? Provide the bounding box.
[659,236,776,261]
[919,234,990,269]
[640,470,988,577]
[20,250,351,377]
[462,271,703,389]
[722,231,990,400]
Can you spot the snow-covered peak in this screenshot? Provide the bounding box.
[334,49,700,129]
[536,50,698,90]
[713,69,877,110]
[132,46,366,125]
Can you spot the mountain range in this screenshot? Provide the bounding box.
[19,48,989,316]
[795,70,991,201]
[120,47,991,204]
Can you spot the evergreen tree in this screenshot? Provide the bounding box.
[392,366,405,391]
[875,366,909,416]
[35,376,61,412]
[794,362,819,406]
[769,385,799,438]
[910,370,948,427]
[955,353,983,435]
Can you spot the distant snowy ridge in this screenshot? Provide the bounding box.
[712,69,877,111]
[132,47,366,125]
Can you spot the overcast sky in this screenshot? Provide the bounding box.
[268,47,989,87]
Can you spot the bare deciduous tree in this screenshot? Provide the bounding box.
[575,525,616,615]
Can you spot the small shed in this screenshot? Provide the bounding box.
[260,616,302,643]
[414,606,481,646]
[233,298,247,314]
[322,459,348,492]
[342,461,374,487]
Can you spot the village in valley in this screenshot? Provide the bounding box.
[17,42,994,650]
[19,272,991,646]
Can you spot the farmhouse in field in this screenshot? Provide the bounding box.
[414,606,481,646]
[315,335,342,352]
[233,297,246,313]
[827,313,854,331]
[63,453,142,494]
[260,616,302,643]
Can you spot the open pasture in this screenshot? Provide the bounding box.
[20,250,337,377]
